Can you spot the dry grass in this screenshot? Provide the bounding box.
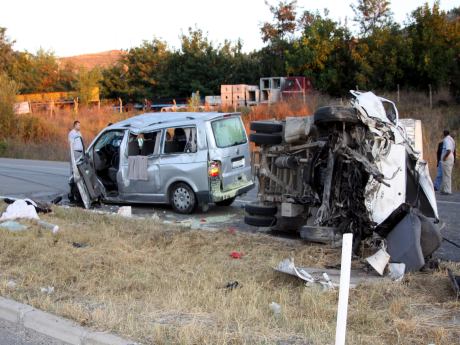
[0,202,459,344]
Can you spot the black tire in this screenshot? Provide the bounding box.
[314,106,359,125]
[245,203,277,216]
[250,121,283,134]
[272,216,306,233]
[244,214,276,227]
[170,182,196,214]
[249,133,282,145]
[215,197,236,207]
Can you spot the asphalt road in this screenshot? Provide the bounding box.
[0,157,459,262]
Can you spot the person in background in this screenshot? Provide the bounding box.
[68,120,83,173]
[433,140,443,191]
[440,129,456,195]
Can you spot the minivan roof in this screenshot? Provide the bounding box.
[108,112,240,130]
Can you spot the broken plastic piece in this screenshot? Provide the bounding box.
[388,263,405,281]
[117,206,132,217]
[40,286,55,294]
[365,248,390,276]
[230,251,243,259]
[269,302,281,317]
[36,220,59,234]
[0,221,28,232]
[386,211,425,272]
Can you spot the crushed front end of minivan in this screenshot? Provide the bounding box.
[245,91,441,272]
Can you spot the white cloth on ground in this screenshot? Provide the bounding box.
[0,200,39,220]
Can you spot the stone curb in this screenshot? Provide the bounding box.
[0,297,138,345]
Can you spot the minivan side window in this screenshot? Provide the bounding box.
[163,127,197,154]
[128,131,160,156]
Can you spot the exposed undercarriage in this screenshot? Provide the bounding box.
[245,91,441,271]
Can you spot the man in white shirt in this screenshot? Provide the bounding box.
[68,120,84,173]
[440,129,456,195]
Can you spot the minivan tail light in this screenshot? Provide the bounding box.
[209,161,220,178]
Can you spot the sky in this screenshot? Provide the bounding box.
[1,0,458,57]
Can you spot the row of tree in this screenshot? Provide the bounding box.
[1,1,459,102]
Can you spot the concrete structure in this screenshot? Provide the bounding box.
[204,95,221,106]
[220,84,259,107]
[0,297,137,345]
[259,76,312,104]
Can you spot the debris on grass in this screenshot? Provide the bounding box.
[274,257,388,288]
[117,206,132,217]
[40,286,55,295]
[230,251,244,259]
[0,220,28,232]
[6,280,17,290]
[269,302,282,318]
[447,268,460,299]
[1,199,39,220]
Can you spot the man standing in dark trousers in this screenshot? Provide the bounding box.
[433,140,443,191]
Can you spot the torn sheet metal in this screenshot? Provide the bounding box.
[274,258,386,289]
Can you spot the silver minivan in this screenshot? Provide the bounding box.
[69,112,254,213]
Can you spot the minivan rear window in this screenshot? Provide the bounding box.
[211,117,247,148]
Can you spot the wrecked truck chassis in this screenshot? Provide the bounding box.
[245,91,441,270]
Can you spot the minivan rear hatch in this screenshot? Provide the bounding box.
[210,115,252,192]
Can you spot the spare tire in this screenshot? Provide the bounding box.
[249,133,283,145]
[244,214,276,227]
[314,106,359,125]
[245,202,277,216]
[250,121,283,134]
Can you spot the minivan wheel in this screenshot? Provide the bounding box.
[215,197,236,206]
[170,183,196,214]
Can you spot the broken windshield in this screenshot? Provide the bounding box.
[211,117,247,148]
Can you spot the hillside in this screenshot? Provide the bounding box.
[58,50,125,69]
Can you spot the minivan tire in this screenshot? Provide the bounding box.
[215,197,236,207]
[244,214,276,227]
[249,133,283,145]
[314,106,359,125]
[250,121,283,134]
[245,203,277,216]
[170,182,196,214]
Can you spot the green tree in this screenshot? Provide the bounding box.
[406,2,460,91]
[100,63,132,101]
[286,11,355,95]
[76,68,101,105]
[0,72,18,139]
[0,27,15,76]
[351,0,393,36]
[259,1,298,76]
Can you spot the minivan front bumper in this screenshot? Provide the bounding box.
[197,181,255,204]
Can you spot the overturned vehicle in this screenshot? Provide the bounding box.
[245,91,441,271]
